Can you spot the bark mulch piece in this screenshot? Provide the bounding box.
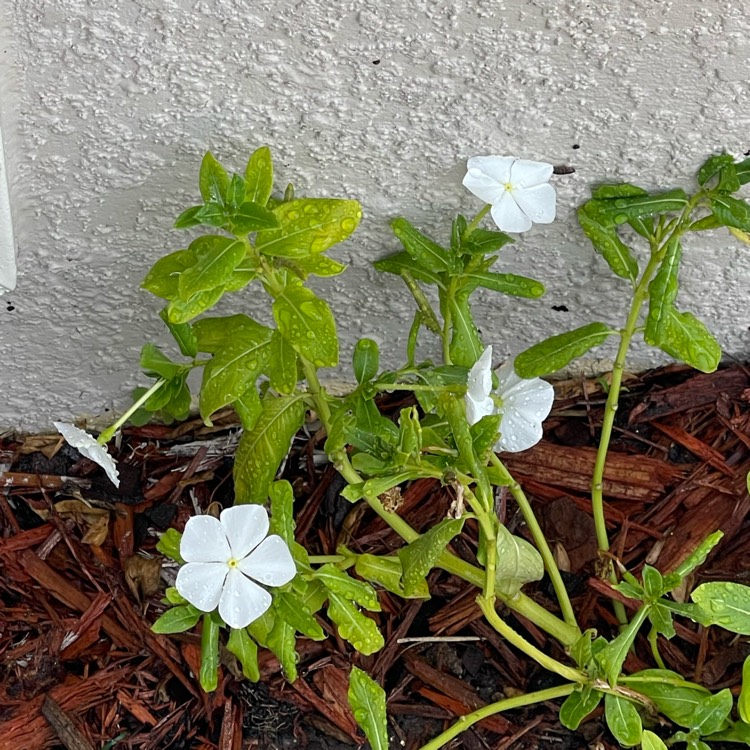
[2,364,750,749]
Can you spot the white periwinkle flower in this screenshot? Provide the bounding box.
[175,505,296,629]
[54,422,120,487]
[465,346,554,453]
[463,156,556,233]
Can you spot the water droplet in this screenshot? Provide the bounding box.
[288,210,300,220]
[614,213,628,225]
[303,203,317,214]
[614,199,627,208]
[341,217,356,232]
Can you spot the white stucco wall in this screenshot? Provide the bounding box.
[1,0,749,431]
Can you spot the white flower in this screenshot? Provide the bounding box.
[175,505,296,629]
[463,156,556,233]
[465,346,554,453]
[54,422,120,487]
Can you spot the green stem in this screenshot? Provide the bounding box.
[490,454,578,630]
[462,204,492,240]
[98,378,167,444]
[418,683,577,750]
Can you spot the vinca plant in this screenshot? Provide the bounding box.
[60,148,750,750]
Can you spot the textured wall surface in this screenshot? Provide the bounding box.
[1,0,749,430]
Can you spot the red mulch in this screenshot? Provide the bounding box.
[2,364,750,749]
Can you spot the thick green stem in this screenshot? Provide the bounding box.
[418,683,577,750]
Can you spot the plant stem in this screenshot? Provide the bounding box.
[98,378,167,444]
[490,454,578,630]
[462,204,492,240]
[418,683,577,750]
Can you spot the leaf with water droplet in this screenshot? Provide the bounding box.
[226,627,260,682]
[266,616,298,681]
[648,305,720,374]
[460,270,545,299]
[645,238,681,344]
[495,523,545,597]
[577,202,639,282]
[178,235,246,301]
[327,594,384,655]
[691,582,750,634]
[348,667,388,750]
[244,146,274,206]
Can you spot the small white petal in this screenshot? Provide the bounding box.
[463,167,507,206]
[466,346,493,401]
[466,395,495,426]
[180,515,231,563]
[175,562,226,612]
[239,535,296,587]
[489,192,532,233]
[54,422,120,488]
[495,409,544,453]
[466,155,515,184]
[513,183,557,225]
[219,568,272,629]
[509,159,554,189]
[220,505,269,560]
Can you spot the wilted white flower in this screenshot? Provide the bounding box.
[465,346,554,452]
[54,422,120,487]
[463,156,556,233]
[175,505,296,629]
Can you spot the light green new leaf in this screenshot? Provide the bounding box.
[463,227,513,255]
[227,173,245,208]
[233,385,262,431]
[348,667,388,750]
[604,694,642,747]
[193,313,267,354]
[294,254,348,278]
[199,614,220,692]
[269,479,295,543]
[273,283,338,367]
[230,201,279,235]
[199,152,230,206]
[514,322,613,378]
[227,627,260,682]
[641,730,668,750]
[156,528,184,563]
[274,592,326,640]
[645,238,682,343]
[327,594,384,655]
[391,217,456,273]
[140,343,183,380]
[398,518,465,597]
[164,587,187,605]
[166,287,226,324]
[673,531,723,578]
[178,236,245,300]
[266,616,298,681]
[257,198,361,258]
[739,655,750,723]
[448,292,483,367]
[315,564,381,611]
[142,247,193,301]
[651,306,720,373]
[373,251,446,288]
[711,194,750,232]
[267,330,299,394]
[577,203,639,282]
[691,582,750,634]
[353,338,380,384]
[244,146,274,206]
[494,524,545,597]
[690,689,733,735]
[559,687,602,730]
[151,605,201,634]
[460,271,545,299]
[354,554,430,599]
[234,395,306,504]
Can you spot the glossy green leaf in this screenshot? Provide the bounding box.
[348,667,388,750]
[246,609,275,648]
[156,528,184,563]
[151,604,201,634]
[604,694,642,747]
[226,173,245,207]
[514,322,613,378]
[230,201,279,234]
[711,194,750,232]
[142,247,193,301]
[315,564,381,611]
[178,236,245,300]
[353,338,380,384]
[268,479,295,544]
[166,287,226,324]
[559,687,602,730]
[159,309,198,358]
[174,205,204,229]
[391,217,455,273]
[354,554,430,599]
[193,202,226,227]
[691,582,750,634]
[641,730,668,750]
[199,152,230,206]
[327,594,384,655]
[736,157,750,186]
[294,254,348,277]
[244,146,274,206]
[645,238,681,342]
[267,330,299,395]
[622,669,711,727]
[193,313,263,354]
[690,215,723,232]
[578,203,639,282]
[648,603,675,639]
[739,655,750,723]
[341,470,423,503]
[273,283,338,368]
[266,616,298,681]
[642,565,665,601]
[448,292,483,367]
[673,531,723,578]
[234,395,306,504]
[373,251,446,288]
[227,627,260,682]
[463,227,513,255]
[398,518,465,597]
[494,524,545,597]
[650,306,720,373]
[234,385,262,431]
[199,614,220,692]
[140,343,183,380]
[690,689,733,735]
[451,214,468,252]
[257,198,361,258]
[592,189,689,223]
[274,592,326,640]
[597,606,650,685]
[461,271,545,298]
[591,183,648,200]
[698,153,737,190]
[397,406,422,459]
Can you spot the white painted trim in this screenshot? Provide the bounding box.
[0,124,15,295]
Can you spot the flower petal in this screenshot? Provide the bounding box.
[489,192,532,233]
[219,567,272,629]
[54,422,120,488]
[220,505,269,560]
[512,183,557,225]
[467,155,514,184]
[509,159,553,189]
[467,346,493,401]
[175,562,226,612]
[238,535,296,587]
[180,515,231,563]
[495,409,544,453]
[466,395,495,426]
[463,157,512,205]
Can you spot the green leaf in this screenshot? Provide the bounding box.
[591,183,648,200]
[266,616,298,681]
[315,564,381,611]
[621,669,710,727]
[274,592,326,640]
[174,205,204,229]
[257,198,361,258]
[327,594,384,655]
[199,323,273,421]
[691,582,750,634]
[494,524,545,597]
[269,479,295,543]
[293,254,348,277]
[736,157,750,186]
[398,518,465,597]
[199,614,220,692]
[711,194,750,232]
[234,385,262,431]
[650,306,721,373]
[648,603,675,639]
[227,627,260,681]
[460,271,545,298]
[577,203,639,282]
[230,201,279,234]
[559,687,602,730]
[151,605,201,634]
[673,531,723,578]
[354,554,430,599]
[246,609,275,647]
[641,730,668,750]
[156,528,184,563]
[164,587,187,605]
[178,236,245,300]
[166,287,226,324]
[690,689,733,735]
[226,173,245,207]
[698,153,735,186]
[391,217,456,273]
[234,395,306,504]
[193,313,264,354]
[642,565,665,601]
[448,292,483,367]
[199,152,230,206]
[142,247,193,301]
[645,238,682,343]
[463,227,513,255]
[592,189,689,223]
[273,283,338,368]
[140,343,183,380]
[193,202,226,227]
[348,668,388,750]
[245,146,274,206]
[353,338,380,384]
[604,694,642,748]
[740,656,750,724]
[159,309,198,358]
[451,214,468,252]
[514,322,613,378]
[597,607,650,685]
[373,251,446,288]
[265,332,298,396]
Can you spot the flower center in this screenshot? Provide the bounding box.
[504,182,513,192]
[227,557,239,568]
